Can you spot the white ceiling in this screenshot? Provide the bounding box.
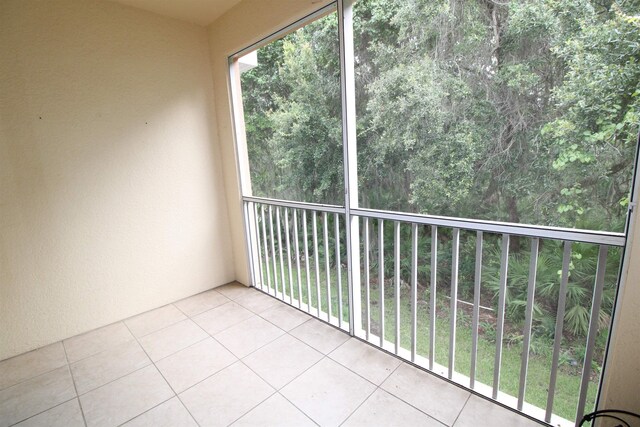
[110,0,243,26]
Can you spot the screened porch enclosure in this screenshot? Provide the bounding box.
[241,197,625,427]
[229,1,638,426]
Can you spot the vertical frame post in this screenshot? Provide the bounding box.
[228,59,258,286]
[338,0,361,336]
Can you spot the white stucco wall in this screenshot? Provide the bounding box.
[599,193,640,416]
[0,0,234,360]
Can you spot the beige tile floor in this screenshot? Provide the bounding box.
[0,283,543,427]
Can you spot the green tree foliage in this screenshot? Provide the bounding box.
[241,15,343,204]
[352,0,639,231]
[240,0,639,342]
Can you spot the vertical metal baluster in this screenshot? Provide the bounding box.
[411,223,418,362]
[493,234,510,398]
[470,231,483,388]
[545,241,572,422]
[449,228,460,379]
[313,211,321,317]
[269,206,279,297]
[335,213,343,328]
[364,217,371,340]
[429,226,438,370]
[303,210,312,313]
[284,208,294,304]
[243,202,257,289]
[576,245,608,422]
[518,238,540,410]
[323,212,332,322]
[260,206,272,295]
[394,221,401,354]
[379,219,385,347]
[293,210,302,308]
[276,207,286,301]
[254,204,265,291]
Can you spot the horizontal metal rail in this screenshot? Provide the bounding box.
[246,197,624,246]
[351,207,625,247]
[243,196,345,214]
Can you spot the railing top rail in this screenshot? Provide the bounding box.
[243,196,346,214]
[352,207,626,247]
[242,196,625,246]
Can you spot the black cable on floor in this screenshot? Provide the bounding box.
[579,409,640,427]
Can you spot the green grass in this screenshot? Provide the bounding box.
[256,259,598,422]
[368,284,597,422]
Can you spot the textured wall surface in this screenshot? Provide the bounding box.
[599,198,640,416]
[0,0,234,360]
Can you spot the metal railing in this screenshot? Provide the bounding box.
[244,197,349,330]
[243,196,624,427]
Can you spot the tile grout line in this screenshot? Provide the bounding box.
[175,319,317,403]
[114,395,176,427]
[172,290,231,319]
[365,362,464,426]
[58,358,166,425]
[257,345,328,426]
[121,321,202,427]
[0,345,70,393]
[255,305,314,331]
[153,335,211,364]
[333,344,460,426]
[62,333,137,366]
[197,287,481,427]
[222,370,277,427]
[334,351,406,427]
[250,292,459,426]
[0,284,238,369]
[148,314,253,399]
[211,318,284,358]
[6,396,80,427]
[1,285,248,427]
[251,327,352,425]
[5,284,533,427]
[72,362,151,399]
[337,385,378,427]
[273,391,321,427]
[171,327,244,392]
[166,300,276,426]
[62,340,89,427]
[450,393,472,427]
[0,363,67,395]
[133,309,212,363]
[63,335,170,398]
[130,284,290,423]
[65,285,249,370]
[176,294,319,426]
[191,302,261,337]
[128,304,188,339]
[324,336,401,385]
[243,334,326,392]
